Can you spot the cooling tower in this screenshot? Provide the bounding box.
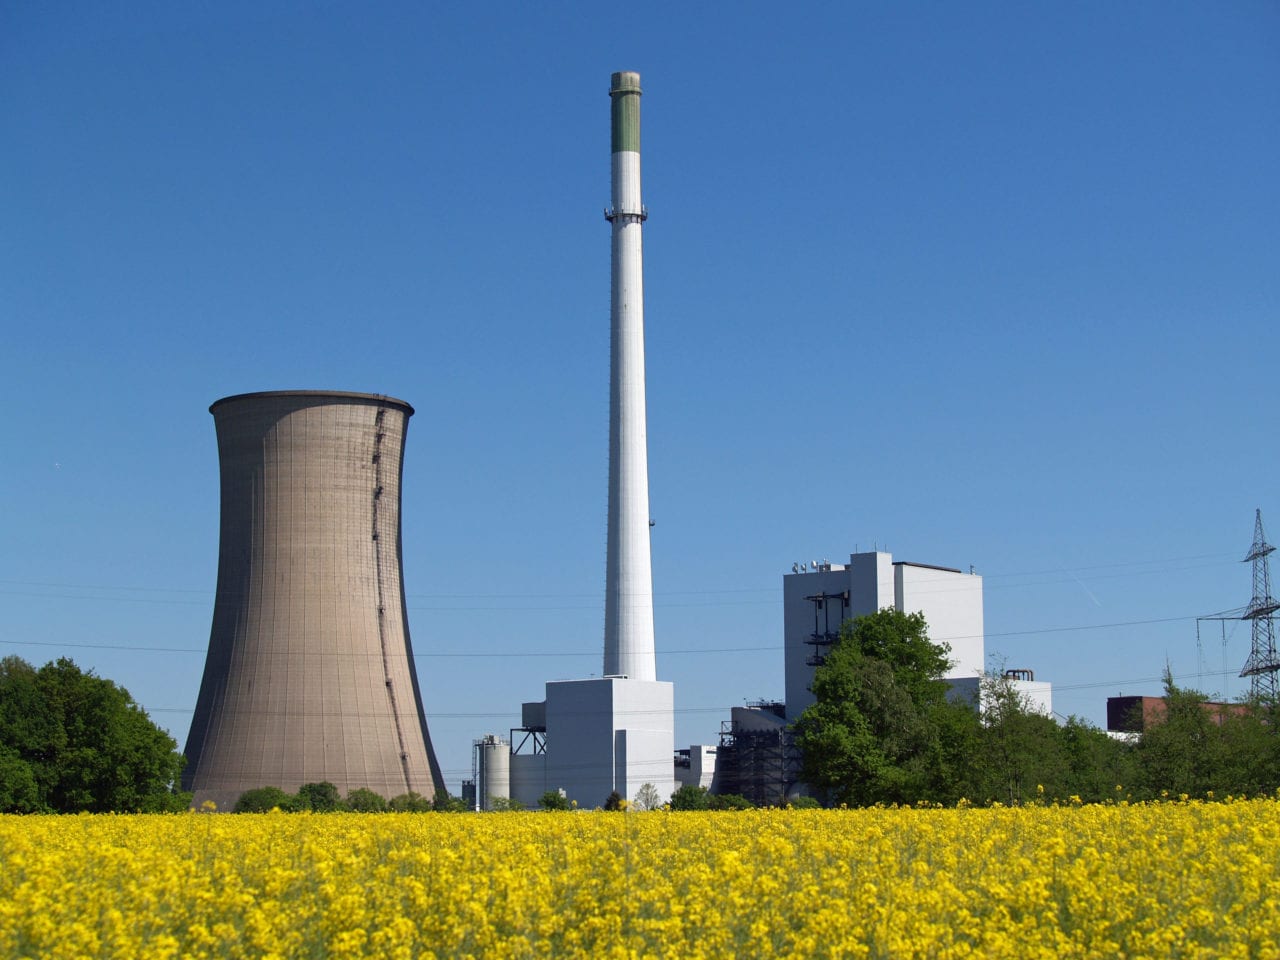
[183,390,444,810]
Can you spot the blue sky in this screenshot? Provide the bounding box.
[3,2,1277,792]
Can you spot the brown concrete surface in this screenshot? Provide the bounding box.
[183,391,443,810]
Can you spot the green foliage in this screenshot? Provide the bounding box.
[925,697,985,804]
[603,790,626,811]
[488,796,525,812]
[297,781,344,812]
[794,610,953,806]
[785,795,822,809]
[1057,716,1135,803]
[669,784,711,810]
[706,793,754,810]
[233,786,300,812]
[0,656,189,813]
[0,746,41,813]
[432,790,471,813]
[791,615,1145,808]
[793,615,1280,806]
[1128,672,1280,800]
[975,672,1069,805]
[388,791,434,812]
[345,788,389,812]
[538,790,571,811]
[830,608,952,707]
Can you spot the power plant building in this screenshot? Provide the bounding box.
[784,551,988,721]
[471,71,675,811]
[183,391,444,810]
[708,549,1053,804]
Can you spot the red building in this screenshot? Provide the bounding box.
[1106,695,1251,734]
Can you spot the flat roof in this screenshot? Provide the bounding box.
[894,561,965,574]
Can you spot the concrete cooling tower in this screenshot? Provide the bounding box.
[183,390,444,810]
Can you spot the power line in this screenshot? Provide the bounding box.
[0,613,1216,658]
[0,549,1242,610]
[0,638,775,657]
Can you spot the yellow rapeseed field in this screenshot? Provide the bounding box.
[2,800,1278,959]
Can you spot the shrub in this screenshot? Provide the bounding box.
[297,782,344,812]
[669,784,711,811]
[786,795,822,809]
[388,791,433,812]
[345,788,389,812]
[233,786,299,813]
[707,793,754,811]
[538,790,571,811]
[433,791,472,813]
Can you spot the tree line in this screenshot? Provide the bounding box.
[793,609,1280,806]
[0,656,189,813]
[7,621,1279,815]
[232,782,471,813]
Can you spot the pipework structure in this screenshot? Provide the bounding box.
[183,391,444,810]
[603,70,656,682]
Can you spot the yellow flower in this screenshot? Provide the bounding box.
[3,800,1279,958]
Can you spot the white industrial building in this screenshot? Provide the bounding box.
[674,745,717,790]
[782,550,1051,720]
[511,679,675,808]
[471,678,677,810]
[785,551,984,720]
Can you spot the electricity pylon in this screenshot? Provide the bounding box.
[1240,509,1280,700]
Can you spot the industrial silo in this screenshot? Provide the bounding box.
[475,734,511,811]
[183,391,444,810]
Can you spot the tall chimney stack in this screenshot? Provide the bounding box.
[603,71,656,682]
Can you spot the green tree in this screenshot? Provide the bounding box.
[669,784,711,810]
[974,671,1069,805]
[233,786,300,812]
[345,788,389,812]
[1058,716,1135,803]
[1131,674,1280,800]
[706,793,754,810]
[388,790,433,812]
[1216,701,1280,796]
[785,795,822,809]
[925,697,984,805]
[538,790,571,811]
[432,790,471,812]
[793,610,952,806]
[1132,673,1229,799]
[0,656,188,813]
[488,796,524,811]
[0,746,41,813]
[297,781,344,812]
[603,790,626,811]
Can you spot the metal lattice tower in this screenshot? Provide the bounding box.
[1239,508,1280,700]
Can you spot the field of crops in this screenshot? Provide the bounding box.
[2,800,1278,959]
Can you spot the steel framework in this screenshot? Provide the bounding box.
[1240,509,1280,699]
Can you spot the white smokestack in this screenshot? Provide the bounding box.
[603,71,656,682]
